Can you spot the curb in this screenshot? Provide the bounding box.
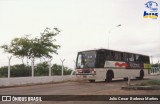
[122,86,160,90]
[0,80,77,89]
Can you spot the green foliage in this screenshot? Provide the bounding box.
[136,80,160,86]
[0,64,31,77]
[1,27,61,61]
[0,27,62,77]
[1,37,31,59]
[35,62,49,76]
[35,62,73,76]
[51,64,62,75]
[37,27,61,58]
[11,64,31,77]
[51,64,72,75]
[0,63,72,77]
[0,66,8,77]
[152,63,160,67]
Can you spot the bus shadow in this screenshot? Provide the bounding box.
[94,78,151,84]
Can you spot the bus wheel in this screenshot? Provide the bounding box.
[124,77,128,81]
[137,70,144,80]
[139,70,144,80]
[89,80,95,83]
[106,72,112,82]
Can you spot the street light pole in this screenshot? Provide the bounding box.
[60,59,65,76]
[108,24,121,49]
[158,60,159,68]
[151,56,153,65]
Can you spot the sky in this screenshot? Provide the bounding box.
[0,0,160,68]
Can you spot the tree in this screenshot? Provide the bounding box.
[0,64,31,77]
[1,27,60,61]
[35,62,49,76]
[0,63,73,77]
[1,27,61,77]
[33,27,61,58]
[1,36,31,64]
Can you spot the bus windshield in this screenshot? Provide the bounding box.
[76,51,96,68]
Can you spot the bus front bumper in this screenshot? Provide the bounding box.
[76,73,96,80]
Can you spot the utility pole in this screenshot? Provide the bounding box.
[151,56,153,66]
[158,60,160,74]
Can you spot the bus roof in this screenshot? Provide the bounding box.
[78,48,149,57]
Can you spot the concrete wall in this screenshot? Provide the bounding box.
[0,75,77,87]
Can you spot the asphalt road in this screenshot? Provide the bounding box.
[0,75,160,104]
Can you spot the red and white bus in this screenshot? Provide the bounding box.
[75,49,151,82]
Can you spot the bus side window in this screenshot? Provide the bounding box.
[115,52,118,61]
[97,50,106,68]
[120,52,124,61]
[105,51,110,60]
[137,55,143,62]
[118,52,121,61]
[135,54,140,62]
[123,53,128,61]
[110,51,115,61]
[143,56,150,63]
[129,54,134,62]
[115,52,121,61]
[145,56,150,63]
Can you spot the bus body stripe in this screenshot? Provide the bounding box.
[115,62,128,67]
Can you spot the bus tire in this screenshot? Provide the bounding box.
[137,70,144,80]
[139,70,144,80]
[89,80,95,83]
[124,77,128,81]
[106,71,113,82]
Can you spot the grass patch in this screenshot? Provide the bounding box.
[136,80,160,86]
